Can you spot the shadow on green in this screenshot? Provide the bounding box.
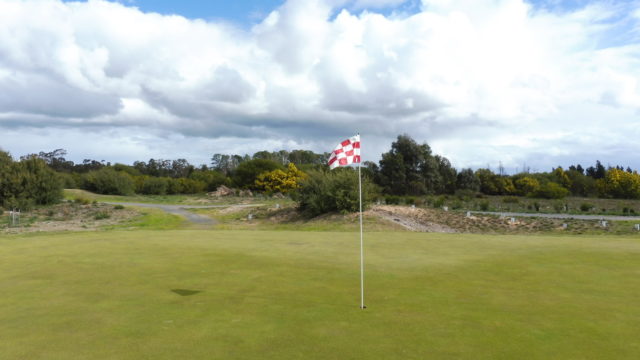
[171,289,202,296]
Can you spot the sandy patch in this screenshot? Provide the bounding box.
[371,205,457,233]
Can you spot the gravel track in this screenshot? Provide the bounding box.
[470,211,640,221]
[104,202,262,225]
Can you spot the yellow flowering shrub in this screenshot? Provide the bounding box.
[598,168,640,199]
[254,163,307,194]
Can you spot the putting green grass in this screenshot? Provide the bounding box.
[1,231,639,359]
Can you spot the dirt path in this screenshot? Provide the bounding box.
[470,211,640,221]
[104,202,262,225]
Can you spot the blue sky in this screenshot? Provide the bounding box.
[64,0,588,23]
[60,0,285,25]
[119,0,285,25]
[65,0,424,25]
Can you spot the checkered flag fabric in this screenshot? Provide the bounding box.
[328,135,361,170]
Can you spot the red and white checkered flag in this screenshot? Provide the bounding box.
[328,135,361,169]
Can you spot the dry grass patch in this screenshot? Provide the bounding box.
[1,202,139,234]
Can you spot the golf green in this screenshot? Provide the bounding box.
[1,230,639,359]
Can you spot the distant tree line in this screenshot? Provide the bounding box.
[9,148,328,198]
[363,135,640,200]
[4,136,640,211]
[210,150,328,175]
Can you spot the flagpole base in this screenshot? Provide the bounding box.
[360,305,367,309]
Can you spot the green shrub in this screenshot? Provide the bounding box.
[189,170,228,192]
[553,201,565,213]
[233,159,283,190]
[58,172,77,188]
[503,196,519,204]
[83,168,134,195]
[139,176,168,195]
[0,153,63,210]
[451,200,463,210]
[580,203,593,212]
[74,197,91,205]
[433,196,446,209]
[293,169,379,216]
[113,205,125,210]
[166,178,181,194]
[455,189,476,202]
[533,182,569,199]
[384,195,402,205]
[168,178,206,194]
[479,200,490,211]
[94,212,111,220]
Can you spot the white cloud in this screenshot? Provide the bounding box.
[0,0,638,170]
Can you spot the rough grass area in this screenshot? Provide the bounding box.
[57,190,640,235]
[376,205,640,235]
[189,204,407,232]
[1,202,139,233]
[190,203,640,235]
[64,189,291,207]
[422,194,640,216]
[1,202,187,234]
[1,230,639,359]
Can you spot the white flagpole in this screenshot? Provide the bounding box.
[358,134,365,309]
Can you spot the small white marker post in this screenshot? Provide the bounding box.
[10,209,20,227]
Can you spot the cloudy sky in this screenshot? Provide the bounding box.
[0,0,638,172]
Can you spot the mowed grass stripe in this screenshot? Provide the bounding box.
[1,231,639,359]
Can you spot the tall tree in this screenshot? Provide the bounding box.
[435,155,457,194]
[211,154,248,175]
[378,135,443,195]
[456,168,480,192]
[586,160,606,179]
